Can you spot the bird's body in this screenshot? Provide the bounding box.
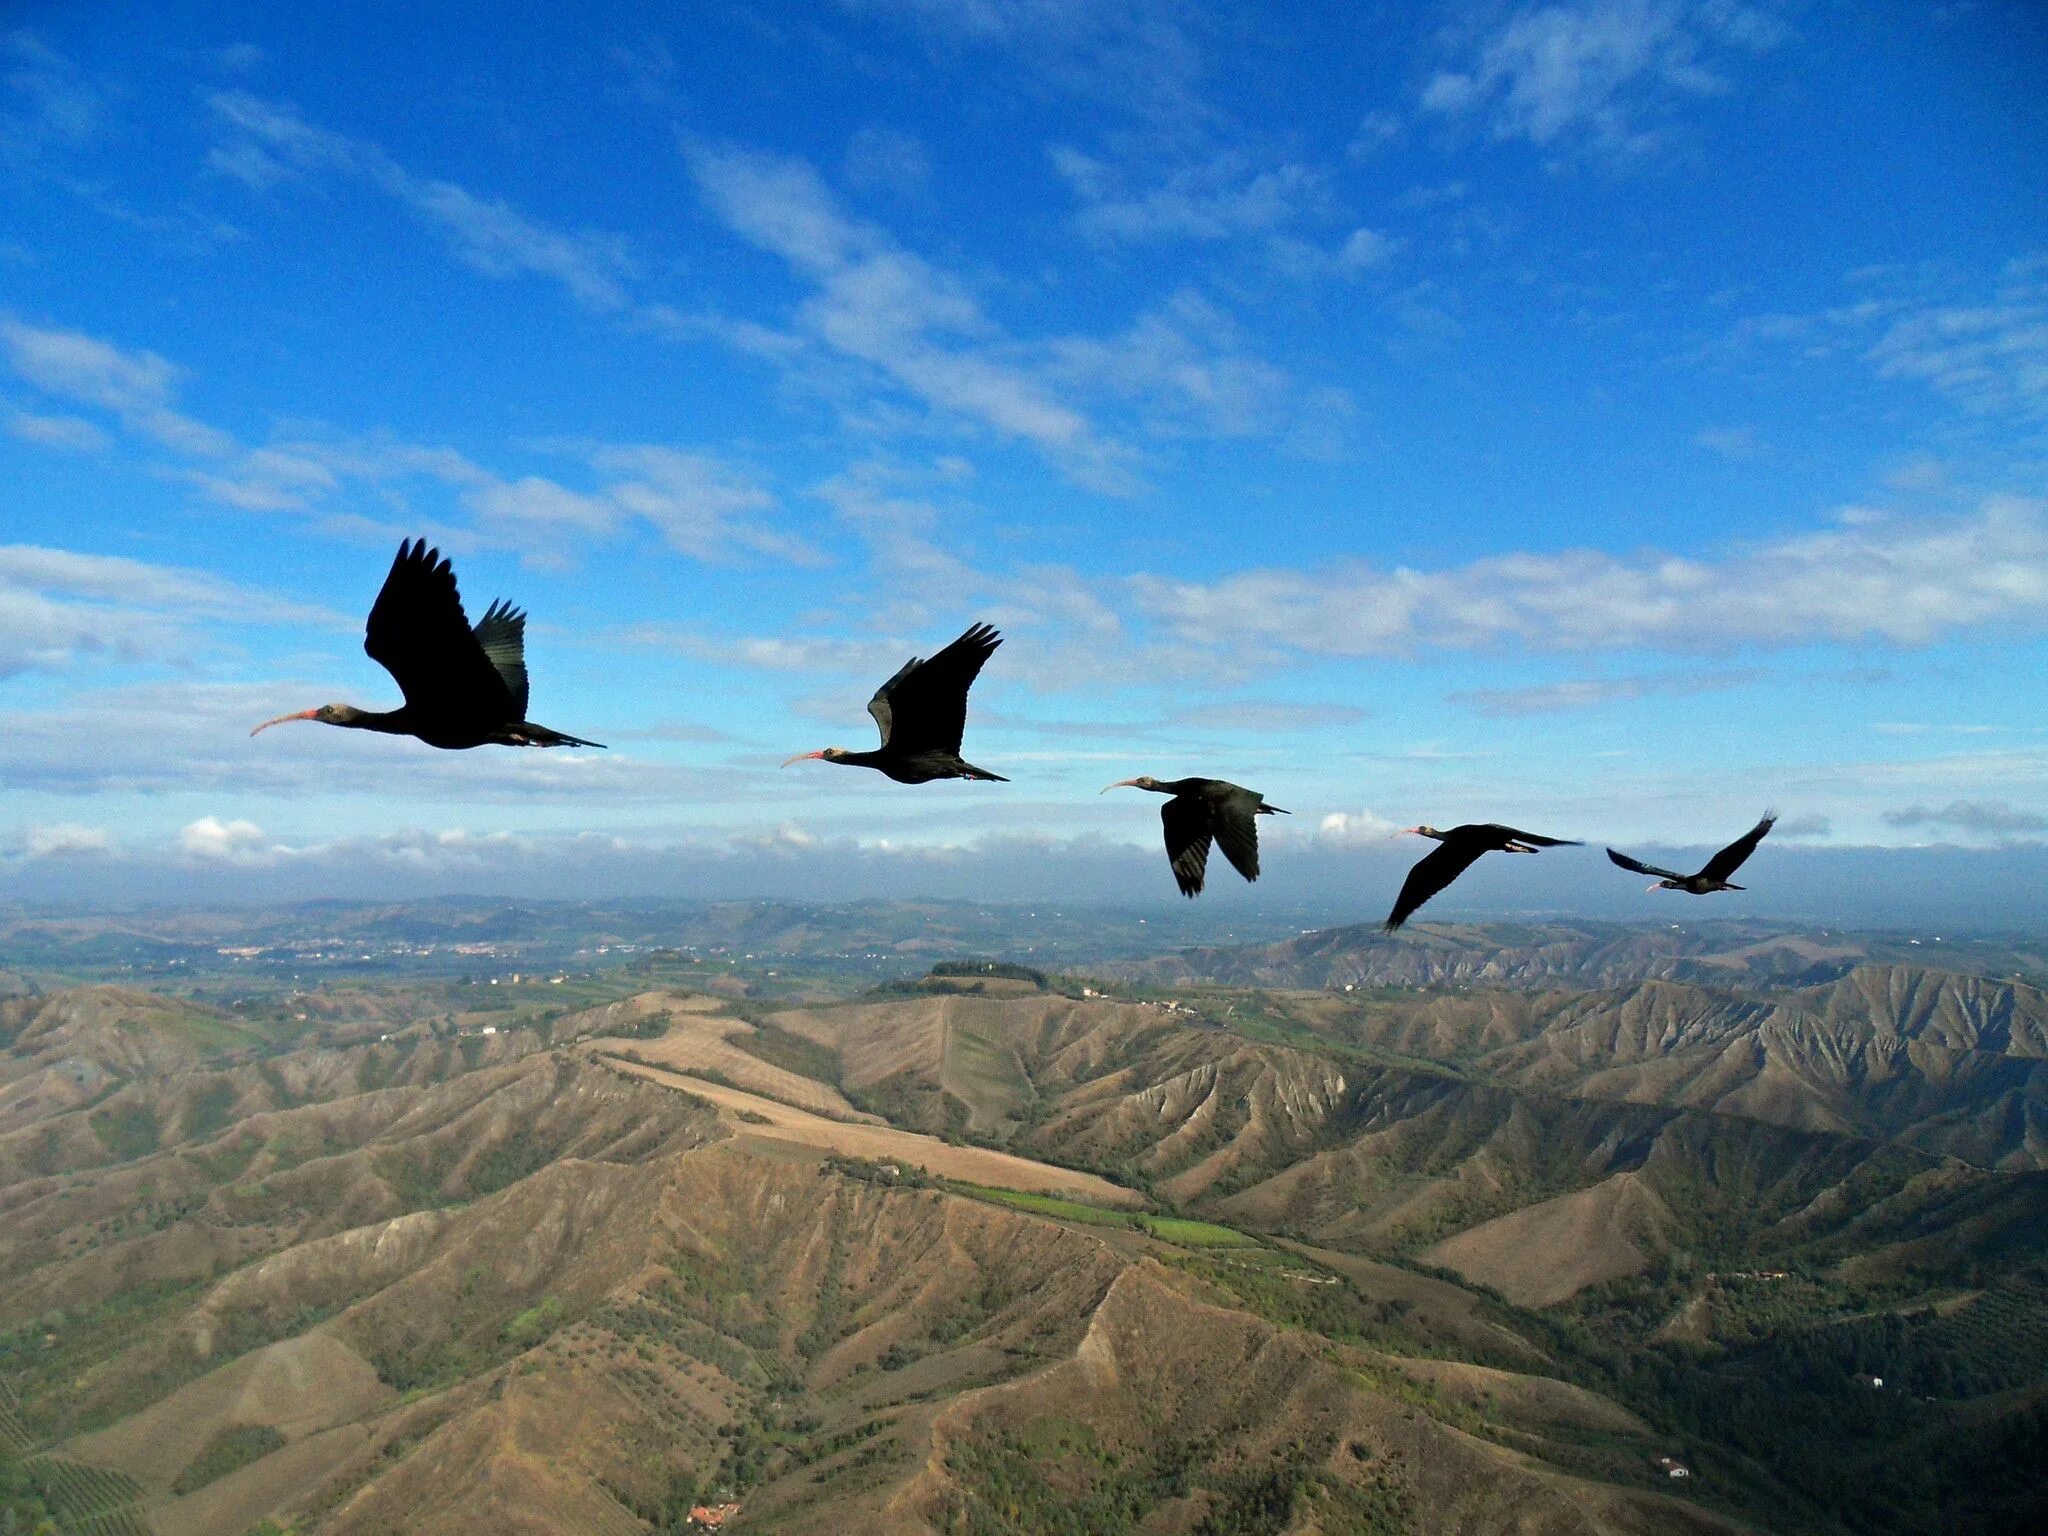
[1384,822,1581,931]
[1104,776,1288,897]
[252,540,602,751]
[1608,814,1776,894]
[785,623,1006,784]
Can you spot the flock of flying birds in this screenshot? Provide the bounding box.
[253,540,1780,930]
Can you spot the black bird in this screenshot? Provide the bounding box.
[1384,823,1581,931]
[783,622,1007,784]
[1608,813,1776,894]
[252,538,603,751]
[1103,777,1289,897]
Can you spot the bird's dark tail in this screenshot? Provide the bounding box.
[519,722,607,749]
[959,761,1009,782]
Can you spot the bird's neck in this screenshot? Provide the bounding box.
[343,708,414,736]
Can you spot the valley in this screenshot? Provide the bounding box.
[0,913,2043,1534]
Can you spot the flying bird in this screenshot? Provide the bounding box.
[1608,813,1777,894]
[1103,777,1289,897]
[252,539,603,751]
[783,622,1007,784]
[1384,823,1582,931]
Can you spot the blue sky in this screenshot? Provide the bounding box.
[1,0,2045,919]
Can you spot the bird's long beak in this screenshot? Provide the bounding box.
[1101,779,1142,794]
[251,709,318,737]
[1647,883,1664,893]
[1400,826,1424,836]
[781,750,826,768]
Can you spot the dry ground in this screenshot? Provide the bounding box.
[595,1055,1142,1205]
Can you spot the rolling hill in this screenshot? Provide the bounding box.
[2,921,2045,1536]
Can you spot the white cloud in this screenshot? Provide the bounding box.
[1452,668,1760,715]
[4,313,810,567]
[1050,145,1325,243]
[590,444,821,565]
[1,32,102,155]
[1133,495,2048,657]
[0,543,336,679]
[1421,0,1783,153]
[1694,424,1764,460]
[686,142,1138,492]
[844,127,930,197]
[1863,255,2048,422]
[1047,289,1334,442]
[0,679,727,803]
[2,318,233,455]
[208,92,636,312]
[1316,809,1405,844]
[178,815,282,863]
[836,0,1208,125]
[6,410,108,452]
[1883,800,2048,840]
[1724,256,2047,437]
[20,822,113,858]
[1336,227,1394,271]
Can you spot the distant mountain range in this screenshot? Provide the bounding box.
[1108,917,2048,993]
[2,920,2044,1535]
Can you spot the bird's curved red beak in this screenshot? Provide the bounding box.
[1101,779,1142,794]
[251,709,319,737]
[780,750,826,767]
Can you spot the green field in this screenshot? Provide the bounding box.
[944,1182,1258,1248]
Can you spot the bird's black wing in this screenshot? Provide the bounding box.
[471,600,529,720]
[1385,840,1488,931]
[364,540,514,720]
[1607,848,1688,882]
[865,622,1002,756]
[1481,824,1582,848]
[1161,796,1213,897]
[1211,787,1264,883]
[1701,813,1776,884]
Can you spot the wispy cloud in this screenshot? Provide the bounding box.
[1728,255,2048,428]
[0,543,335,679]
[1421,0,1784,153]
[4,315,809,567]
[1452,668,1761,715]
[6,410,109,452]
[1694,424,1765,460]
[1047,289,1339,442]
[2,318,232,455]
[686,141,1139,492]
[1883,799,2048,840]
[17,822,114,859]
[1050,145,1324,243]
[836,0,1210,127]
[1864,255,2048,423]
[1,31,103,156]
[207,92,637,311]
[1134,495,2048,657]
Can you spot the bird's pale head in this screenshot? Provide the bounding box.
[1101,776,1162,794]
[781,746,850,767]
[251,703,360,736]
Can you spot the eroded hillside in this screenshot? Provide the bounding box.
[1,950,2044,1536]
